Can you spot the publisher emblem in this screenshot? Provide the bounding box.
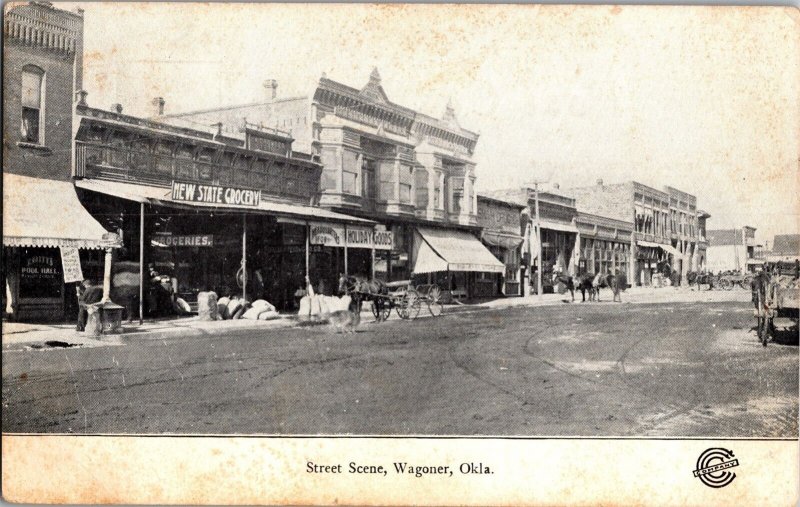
[693,448,739,488]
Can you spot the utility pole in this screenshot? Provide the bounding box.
[524,180,547,300]
[534,184,542,300]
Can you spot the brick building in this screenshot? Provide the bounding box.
[567,180,708,286]
[706,226,759,273]
[164,69,504,299]
[72,100,374,315]
[476,195,526,297]
[3,2,117,321]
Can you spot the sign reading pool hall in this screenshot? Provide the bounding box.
[171,181,261,207]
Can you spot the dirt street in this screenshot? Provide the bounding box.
[2,298,797,436]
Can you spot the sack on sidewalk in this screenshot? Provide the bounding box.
[197,292,218,321]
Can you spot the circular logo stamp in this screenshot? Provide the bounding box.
[693,448,739,488]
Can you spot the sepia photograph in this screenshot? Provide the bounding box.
[2,2,798,504]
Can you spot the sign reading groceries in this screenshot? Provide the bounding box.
[171,181,261,207]
[309,223,393,250]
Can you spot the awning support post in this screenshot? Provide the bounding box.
[101,247,113,303]
[242,214,247,301]
[343,224,348,277]
[139,202,144,325]
[305,222,310,282]
[371,247,375,280]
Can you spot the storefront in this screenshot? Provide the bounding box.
[76,178,374,315]
[411,227,505,301]
[532,221,579,293]
[634,240,675,286]
[307,222,393,295]
[477,194,525,297]
[3,173,117,321]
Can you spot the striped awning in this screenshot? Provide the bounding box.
[3,173,113,250]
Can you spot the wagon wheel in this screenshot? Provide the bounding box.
[427,285,443,317]
[371,298,391,322]
[719,278,733,291]
[396,289,421,320]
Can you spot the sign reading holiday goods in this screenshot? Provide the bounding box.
[309,223,394,250]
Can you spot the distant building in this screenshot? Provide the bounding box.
[706,227,758,273]
[766,234,800,264]
[567,180,708,286]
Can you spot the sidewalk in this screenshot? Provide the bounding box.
[2,286,750,349]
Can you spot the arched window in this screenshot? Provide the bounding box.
[21,65,45,144]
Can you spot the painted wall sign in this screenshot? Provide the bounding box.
[309,223,344,247]
[60,247,84,283]
[171,181,261,207]
[309,223,394,250]
[161,235,214,247]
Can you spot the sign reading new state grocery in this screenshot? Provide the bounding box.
[309,223,393,250]
[171,181,261,207]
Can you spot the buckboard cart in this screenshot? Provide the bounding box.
[754,274,800,346]
[369,280,444,322]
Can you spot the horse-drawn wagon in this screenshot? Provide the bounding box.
[339,276,444,322]
[752,271,799,347]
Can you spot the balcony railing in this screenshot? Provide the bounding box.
[76,142,315,200]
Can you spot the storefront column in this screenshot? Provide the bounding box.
[305,223,310,281]
[343,224,348,277]
[629,240,637,286]
[139,202,144,325]
[101,247,113,303]
[571,233,580,276]
[242,214,247,301]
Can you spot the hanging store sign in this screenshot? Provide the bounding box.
[60,247,84,283]
[346,227,394,251]
[310,223,344,247]
[309,223,394,250]
[171,181,261,207]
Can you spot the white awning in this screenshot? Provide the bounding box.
[537,221,578,233]
[661,244,683,257]
[413,239,450,274]
[75,178,373,224]
[637,240,684,257]
[3,173,112,249]
[414,227,505,274]
[482,231,524,250]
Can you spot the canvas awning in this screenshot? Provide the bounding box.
[413,227,505,274]
[660,244,684,257]
[537,221,578,234]
[3,173,113,249]
[481,230,524,250]
[637,240,684,257]
[75,178,373,224]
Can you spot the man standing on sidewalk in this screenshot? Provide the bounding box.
[76,279,103,332]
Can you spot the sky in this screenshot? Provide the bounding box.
[66,3,799,243]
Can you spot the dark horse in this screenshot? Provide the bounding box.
[552,273,577,302]
[574,272,614,302]
[337,274,389,319]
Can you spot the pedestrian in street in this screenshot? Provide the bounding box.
[611,270,623,303]
[76,279,103,331]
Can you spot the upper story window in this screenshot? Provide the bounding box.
[362,157,376,199]
[450,177,464,215]
[21,65,45,144]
